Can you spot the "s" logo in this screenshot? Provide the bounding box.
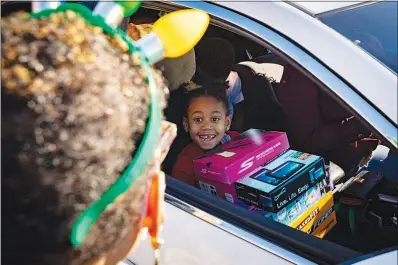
[238,156,254,174]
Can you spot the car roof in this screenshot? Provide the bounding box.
[286,1,369,16]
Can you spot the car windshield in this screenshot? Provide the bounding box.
[319,1,398,74]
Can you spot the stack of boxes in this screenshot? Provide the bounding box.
[194,129,336,238]
[194,130,290,203]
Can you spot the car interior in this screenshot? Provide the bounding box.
[2,2,397,264]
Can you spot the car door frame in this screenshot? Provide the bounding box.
[142,0,397,264]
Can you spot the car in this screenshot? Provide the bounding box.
[2,1,397,265]
[126,2,397,265]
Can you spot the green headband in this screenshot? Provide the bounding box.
[30,3,161,247]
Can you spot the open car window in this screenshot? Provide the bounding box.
[139,2,397,264]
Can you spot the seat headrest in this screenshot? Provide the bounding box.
[238,61,284,82]
[159,49,196,91]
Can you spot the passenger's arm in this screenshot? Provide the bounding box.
[229,74,245,131]
[279,66,371,154]
[229,73,244,105]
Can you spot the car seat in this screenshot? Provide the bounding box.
[232,62,287,132]
[253,52,288,66]
[250,56,346,185]
[328,162,345,186]
[158,49,196,92]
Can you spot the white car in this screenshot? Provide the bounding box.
[3,1,396,265]
[127,2,397,265]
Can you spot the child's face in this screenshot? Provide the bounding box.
[183,96,231,150]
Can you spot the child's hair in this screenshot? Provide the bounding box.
[183,83,230,118]
[195,38,236,83]
[1,11,167,265]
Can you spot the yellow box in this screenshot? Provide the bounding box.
[290,191,335,234]
[311,210,337,238]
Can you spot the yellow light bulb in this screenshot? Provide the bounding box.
[152,9,210,58]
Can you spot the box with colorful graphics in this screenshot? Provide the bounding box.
[235,150,327,212]
[234,178,330,223]
[290,191,335,233]
[235,191,335,238]
[235,190,336,238]
[264,178,330,225]
[310,208,337,239]
[194,129,289,202]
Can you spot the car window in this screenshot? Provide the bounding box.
[144,3,391,260]
[147,1,398,261]
[319,1,398,74]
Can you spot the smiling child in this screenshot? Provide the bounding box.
[172,85,239,186]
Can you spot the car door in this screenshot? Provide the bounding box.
[2,1,393,265]
[340,249,398,265]
[128,193,310,265]
[126,2,396,265]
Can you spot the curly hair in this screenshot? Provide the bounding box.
[183,83,230,118]
[1,10,168,265]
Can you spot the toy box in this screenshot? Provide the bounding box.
[264,178,330,225]
[235,150,327,212]
[198,179,236,203]
[290,191,335,233]
[310,207,337,239]
[236,191,336,238]
[235,178,330,224]
[194,130,289,202]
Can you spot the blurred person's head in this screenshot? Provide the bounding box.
[195,38,235,84]
[2,10,176,265]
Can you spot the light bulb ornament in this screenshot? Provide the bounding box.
[29,1,209,247]
[137,9,210,64]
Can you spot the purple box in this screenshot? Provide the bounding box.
[194,129,289,202]
[198,178,238,203]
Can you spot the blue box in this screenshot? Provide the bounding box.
[264,179,330,224]
[236,178,330,225]
[235,150,327,212]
